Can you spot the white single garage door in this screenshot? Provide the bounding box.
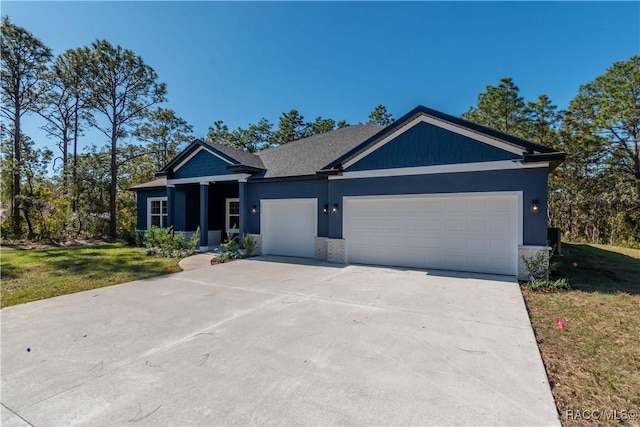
[261,199,317,258]
[344,193,519,275]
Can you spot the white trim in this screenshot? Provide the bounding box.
[173,146,233,173]
[342,114,526,169]
[519,245,551,250]
[173,147,201,171]
[329,160,549,180]
[166,173,250,185]
[147,196,168,229]
[226,198,240,233]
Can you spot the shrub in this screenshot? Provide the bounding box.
[144,226,199,258]
[521,247,570,291]
[121,229,145,247]
[221,226,238,252]
[521,277,570,291]
[522,248,553,281]
[210,229,256,265]
[211,250,241,264]
[241,232,256,256]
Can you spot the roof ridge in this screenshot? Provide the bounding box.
[200,139,258,157]
[256,123,381,157]
[199,139,265,169]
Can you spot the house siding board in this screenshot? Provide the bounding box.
[328,167,548,245]
[245,178,328,237]
[160,185,200,231]
[347,121,519,171]
[136,189,167,229]
[182,185,200,230]
[173,189,186,230]
[173,150,233,179]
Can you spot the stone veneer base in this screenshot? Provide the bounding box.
[518,245,551,281]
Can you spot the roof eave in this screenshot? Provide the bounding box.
[315,168,342,176]
[227,164,266,174]
[523,152,567,171]
[159,139,201,173]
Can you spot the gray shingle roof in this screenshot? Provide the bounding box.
[201,140,266,170]
[129,177,167,190]
[255,124,382,178]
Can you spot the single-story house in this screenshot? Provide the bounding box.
[131,105,565,279]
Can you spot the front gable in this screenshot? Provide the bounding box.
[346,119,521,172]
[172,146,236,179]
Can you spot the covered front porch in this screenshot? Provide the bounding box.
[132,138,264,250]
[165,177,249,251]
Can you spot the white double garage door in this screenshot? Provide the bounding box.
[261,193,521,276]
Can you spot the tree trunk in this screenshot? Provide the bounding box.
[24,178,35,239]
[23,207,34,239]
[109,118,118,240]
[62,127,69,194]
[72,103,79,212]
[12,101,21,237]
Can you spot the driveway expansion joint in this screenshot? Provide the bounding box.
[1,402,34,426]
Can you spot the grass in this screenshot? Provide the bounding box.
[0,244,182,308]
[522,242,640,426]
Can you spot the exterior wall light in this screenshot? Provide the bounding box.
[531,200,540,214]
[323,204,329,214]
[251,205,257,214]
[332,204,339,214]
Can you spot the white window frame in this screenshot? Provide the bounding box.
[226,198,240,233]
[147,197,168,229]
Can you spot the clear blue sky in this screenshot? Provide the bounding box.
[4,1,639,152]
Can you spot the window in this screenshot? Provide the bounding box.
[226,198,240,233]
[148,197,168,229]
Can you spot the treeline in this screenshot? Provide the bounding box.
[462,58,640,247]
[1,16,638,247]
[0,16,393,242]
[206,104,393,153]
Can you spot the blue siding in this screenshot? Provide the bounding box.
[245,178,328,236]
[327,167,549,245]
[347,121,519,171]
[183,185,201,230]
[173,149,234,179]
[139,168,548,246]
[136,189,167,230]
[173,189,186,230]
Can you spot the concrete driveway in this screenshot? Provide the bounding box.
[1,256,559,426]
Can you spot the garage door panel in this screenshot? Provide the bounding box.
[261,199,316,258]
[345,194,518,275]
[466,235,491,251]
[488,218,506,231]
[445,218,468,231]
[444,199,466,211]
[465,255,487,271]
[424,220,444,231]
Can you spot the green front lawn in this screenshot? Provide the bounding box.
[1,244,182,308]
[523,243,640,426]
